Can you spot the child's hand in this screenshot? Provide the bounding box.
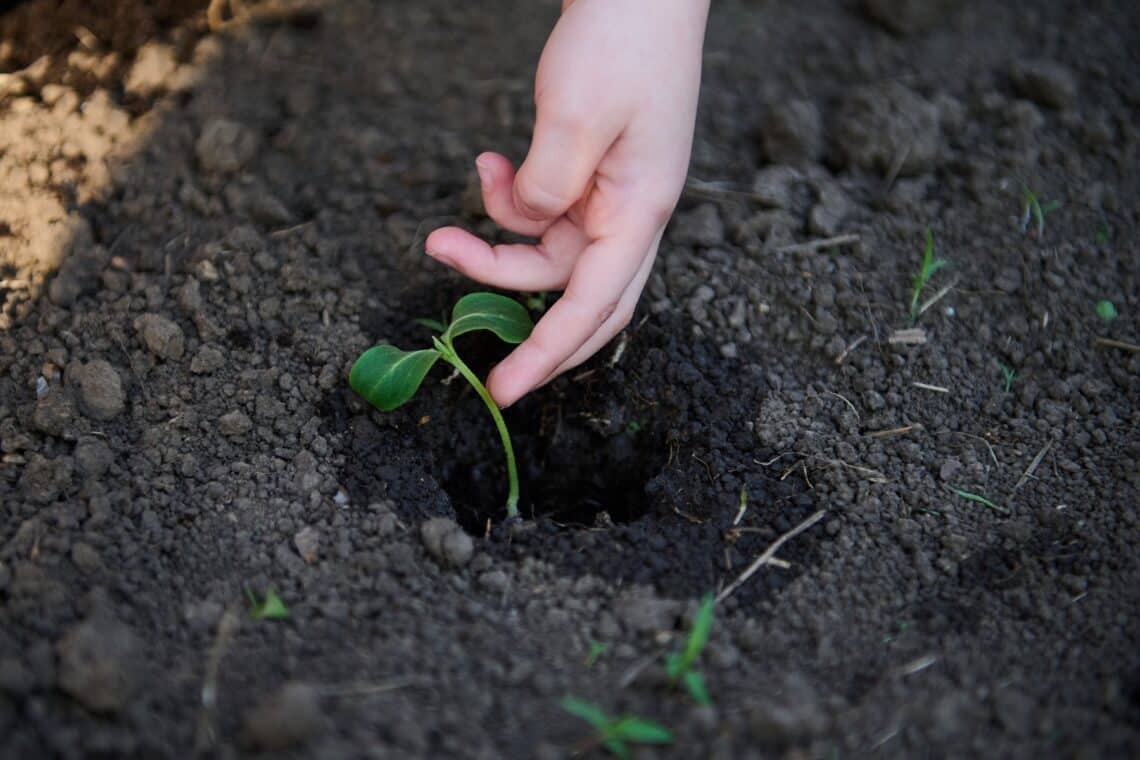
[425,0,709,407]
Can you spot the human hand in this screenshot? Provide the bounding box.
[425,0,710,407]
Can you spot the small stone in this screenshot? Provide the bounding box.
[420,518,474,568]
[1010,58,1078,110]
[294,526,320,564]
[177,278,202,313]
[478,569,511,594]
[243,682,323,751]
[293,450,321,493]
[441,530,474,567]
[32,391,77,438]
[218,410,253,437]
[225,180,293,226]
[56,616,142,714]
[71,360,125,421]
[939,457,962,482]
[74,436,114,477]
[760,99,823,165]
[123,42,178,97]
[190,345,225,374]
[671,203,724,247]
[71,543,104,574]
[196,118,260,174]
[750,166,803,210]
[612,589,681,634]
[19,454,72,504]
[135,313,185,360]
[833,82,942,175]
[808,182,851,237]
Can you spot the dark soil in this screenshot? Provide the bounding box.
[1,0,1137,757]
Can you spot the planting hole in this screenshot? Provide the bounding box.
[438,387,668,533]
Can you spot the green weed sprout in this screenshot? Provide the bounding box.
[584,641,608,668]
[350,293,534,518]
[1095,300,1118,321]
[908,228,948,325]
[560,697,673,759]
[950,488,1001,512]
[1019,184,1061,238]
[246,588,289,620]
[998,363,1016,393]
[665,594,715,706]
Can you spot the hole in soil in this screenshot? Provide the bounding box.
[425,331,668,534]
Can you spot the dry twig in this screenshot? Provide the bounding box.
[194,603,242,756]
[1011,440,1053,495]
[834,335,867,365]
[889,328,927,345]
[716,510,827,604]
[1094,337,1140,353]
[868,424,922,439]
[774,234,861,255]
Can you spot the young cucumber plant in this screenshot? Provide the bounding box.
[665,594,715,706]
[349,292,533,518]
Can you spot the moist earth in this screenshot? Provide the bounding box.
[0,0,1137,758]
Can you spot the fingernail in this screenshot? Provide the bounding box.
[426,249,453,267]
[474,157,492,190]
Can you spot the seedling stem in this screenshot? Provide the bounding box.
[350,293,534,519]
[432,335,520,514]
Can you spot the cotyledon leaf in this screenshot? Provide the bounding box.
[349,345,440,412]
[443,292,533,345]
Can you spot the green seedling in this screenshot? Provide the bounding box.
[882,620,912,645]
[665,594,715,706]
[1095,300,1118,321]
[560,697,673,759]
[998,363,1016,393]
[908,228,948,325]
[584,641,608,668]
[350,293,534,518]
[1094,218,1111,247]
[1019,184,1061,238]
[246,588,289,621]
[950,488,1001,512]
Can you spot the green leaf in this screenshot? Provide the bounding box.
[444,292,533,345]
[350,345,441,412]
[1095,300,1118,321]
[249,588,289,620]
[683,670,712,706]
[921,228,934,268]
[601,739,631,759]
[611,717,674,744]
[665,652,683,680]
[681,595,715,670]
[560,697,609,730]
[414,317,448,333]
[951,488,1000,511]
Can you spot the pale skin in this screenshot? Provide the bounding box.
[425,0,711,407]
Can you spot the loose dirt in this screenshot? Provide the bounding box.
[1,0,1137,757]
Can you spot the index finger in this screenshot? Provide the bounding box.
[485,214,659,407]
